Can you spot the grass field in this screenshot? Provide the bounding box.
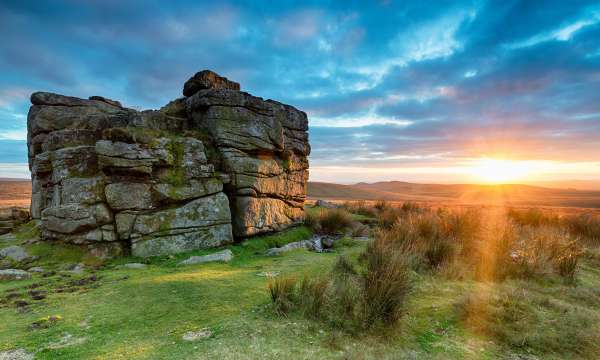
[2,203,600,359]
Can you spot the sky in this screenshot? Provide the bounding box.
[1,0,599,183]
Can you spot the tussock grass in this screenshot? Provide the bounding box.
[268,237,413,332]
[305,208,354,235]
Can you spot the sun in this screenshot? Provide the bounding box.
[468,158,531,184]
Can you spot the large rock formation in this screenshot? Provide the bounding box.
[27,70,310,257]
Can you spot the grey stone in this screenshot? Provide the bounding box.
[0,349,34,360]
[28,267,45,273]
[0,269,31,281]
[181,328,213,341]
[266,240,314,256]
[119,263,147,269]
[0,246,32,262]
[132,223,233,258]
[152,178,222,202]
[105,183,154,210]
[179,249,233,265]
[315,199,338,209]
[42,203,112,235]
[66,263,85,274]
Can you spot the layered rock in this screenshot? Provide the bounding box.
[27,70,310,256]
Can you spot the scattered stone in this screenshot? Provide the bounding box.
[28,267,44,273]
[0,246,33,262]
[314,199,338,209]
[14,300,29,308]
[0,233,16,243]
[182,328,213,341]
[46,333,87,349]
[257,271,280,278]
[118,263,147,269]
[30,315,63,330]
[0,348,34,360]
[0,269,31,281]
[68,274,98,287]
[266,240,315,256]
[178,249,234,266]
[6,292,21,300]
[320,235,337,249]
[28,290,47,300]
[65,263,85,274]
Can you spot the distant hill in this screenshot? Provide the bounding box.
[308,181,600,209]
[0,179,30,207]
[527,180,600,191]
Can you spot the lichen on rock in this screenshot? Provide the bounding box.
[27,70,310,257]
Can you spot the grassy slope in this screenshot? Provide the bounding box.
[2,225,600,359]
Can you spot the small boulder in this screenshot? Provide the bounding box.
[320,235,337,249]
[314,200,337,209]
[0,349,34,360]
[178,249,233,266]
[118,263,147,269]
[28,267,45,273]
[0,246,33,262]
[0,269,31,281]
[65,263,85,274]
[182,328,212,341]
[266,240,314,256]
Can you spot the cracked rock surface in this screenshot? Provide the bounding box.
[27,70,309,257]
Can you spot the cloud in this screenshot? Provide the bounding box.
[0,0,599,181]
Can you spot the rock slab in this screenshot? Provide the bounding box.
[0,269,31,281]
[179,249,234,265]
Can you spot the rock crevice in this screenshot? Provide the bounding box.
[27,70,310,257]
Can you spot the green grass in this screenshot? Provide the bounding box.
[2,224,600,359]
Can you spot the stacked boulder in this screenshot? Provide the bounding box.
[27,70,310,257]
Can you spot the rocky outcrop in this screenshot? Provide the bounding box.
[0,207,30,235]
[27,70,310,257]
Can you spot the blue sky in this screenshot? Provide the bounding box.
[1,0,599,182]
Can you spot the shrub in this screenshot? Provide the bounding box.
[376,213,456,270]
[492,224,583,282]
[563,213,600,245]
[507,208,559,227]
[400,201,423,213]
[343,200,377,217]
[298,276,329,318]
[305,208,353,235]
[362,238,412,328]
[373,200,391,212]
[268,276,297,315]
[554,241,583,283]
